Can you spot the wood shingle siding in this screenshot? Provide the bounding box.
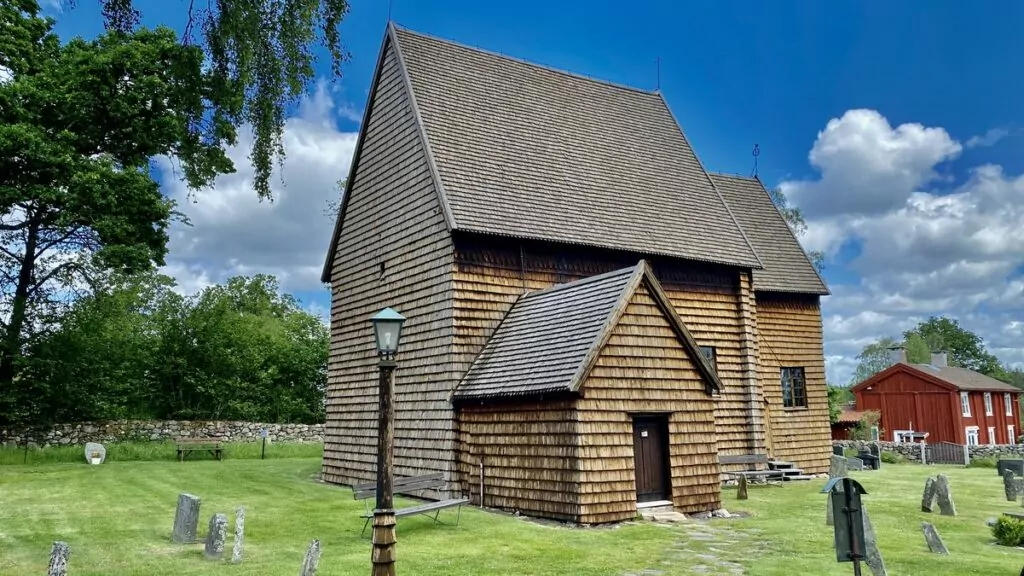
[576,284,721,523]
[322,36,457,488]
[456,399,580,522]
[755,293,831,474]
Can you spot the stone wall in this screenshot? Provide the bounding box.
[0,420,324,447]
[834,440,1024,462]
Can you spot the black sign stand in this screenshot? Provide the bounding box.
[822,477,868,576]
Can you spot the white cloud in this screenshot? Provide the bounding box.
[158,82,358,294]
[966,127,1009,149]
[782,109,961,218]
[780,109,1024,385]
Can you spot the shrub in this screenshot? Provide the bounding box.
[880,451,905,464]
[968,456,999,469]
[993,515,1024,547]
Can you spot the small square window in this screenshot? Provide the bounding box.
[781,367,807,408]
[698,346,717,373]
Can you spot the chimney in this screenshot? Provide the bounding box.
[887,346,907,365]
[931,351,947,367]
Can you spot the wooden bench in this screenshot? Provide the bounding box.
[352,472,469,536]
[719,454,784,481]
[175,438,223,462]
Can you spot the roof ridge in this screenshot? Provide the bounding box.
[520,263,641,299]
[709,171,759,181]
[391,24,660,98]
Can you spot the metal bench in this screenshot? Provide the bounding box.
[719,454,784,480]
[175,438,223,462]
[352,472,468,536]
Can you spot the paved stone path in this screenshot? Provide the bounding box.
[623,519,766,575]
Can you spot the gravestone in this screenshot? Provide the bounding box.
[848,457,865,471]
[737,475,748,500]
[204,513,227,559]
[934,474,957,516]
[826,455,848,525]
[1005,469,1019,502]
[232,507,245,564]
[862,508,888,576]
[921,477,937,513]
[833,445,845,456]
[830,455,849,478]
[998,459,1024,477]
[84,442,106,465]
[172,493,202,544]
[299,539,322,576]
[47,541,70,576]
[921,522,949,555]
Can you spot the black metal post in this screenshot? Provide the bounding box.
[261,436,266,460]
[371,359,397,576]
[844,478,863,576]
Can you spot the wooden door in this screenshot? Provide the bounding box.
[632,416,670,503]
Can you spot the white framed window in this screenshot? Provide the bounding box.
[870,426,880,442]
[894,430,915,443]
[985,392,993,416]
[1007,393,1014,417]
[961,392,971,417]
[1010,425,1016,446]
[988,426,997,445]
[966,426,980,446]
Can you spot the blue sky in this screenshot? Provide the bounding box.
[50,0,1024,383]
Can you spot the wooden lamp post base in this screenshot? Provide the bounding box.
[371,509,397,576]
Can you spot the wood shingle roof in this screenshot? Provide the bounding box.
[711,173,829,295]
[452,261,721,400]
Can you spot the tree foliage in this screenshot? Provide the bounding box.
[86,0,350,201]
[767,186,825,272]
[17,273,327,425]
[827,385,845,424]
[903,316,1004,376]
[0,2,239,417]
[849,316,1011,385]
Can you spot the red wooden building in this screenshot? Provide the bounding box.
[851,349,1021,445]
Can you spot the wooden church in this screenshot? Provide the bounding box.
[321,24,832,524]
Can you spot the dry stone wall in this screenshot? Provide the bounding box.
[1,420,324,447]
[834,440,1024,461]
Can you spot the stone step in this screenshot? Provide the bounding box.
[781,474,815,481]
[781,468,805,476]
[768,460,796,470]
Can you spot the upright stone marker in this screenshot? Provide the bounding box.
[737,475,748,500]
[232,507,245,564]
[172,493,202,544]
[84,442,106,465]
[1005,469,1019,502]
[921,477,937,513]
[862,508,888,576]
[847,457,864,471]
[47,541,70,576]
[830,454,849,478]
[826,454,848,525]
[299,539,322,576]
[204,513,227,559]
[934,474,957,516]
[921,522,949,555]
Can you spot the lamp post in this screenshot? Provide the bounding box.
[370,307,405,576]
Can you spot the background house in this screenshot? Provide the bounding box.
[851,348,1021,445]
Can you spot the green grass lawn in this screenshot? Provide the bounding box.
[1,451,1022,575]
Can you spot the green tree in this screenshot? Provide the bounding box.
[850,336,900,385]
[903,332,931,364]
[0,2,238,424]
[85,0,350,200]
[768,187,825,272]
[827,385,845,424]
[903,316,1003,377]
